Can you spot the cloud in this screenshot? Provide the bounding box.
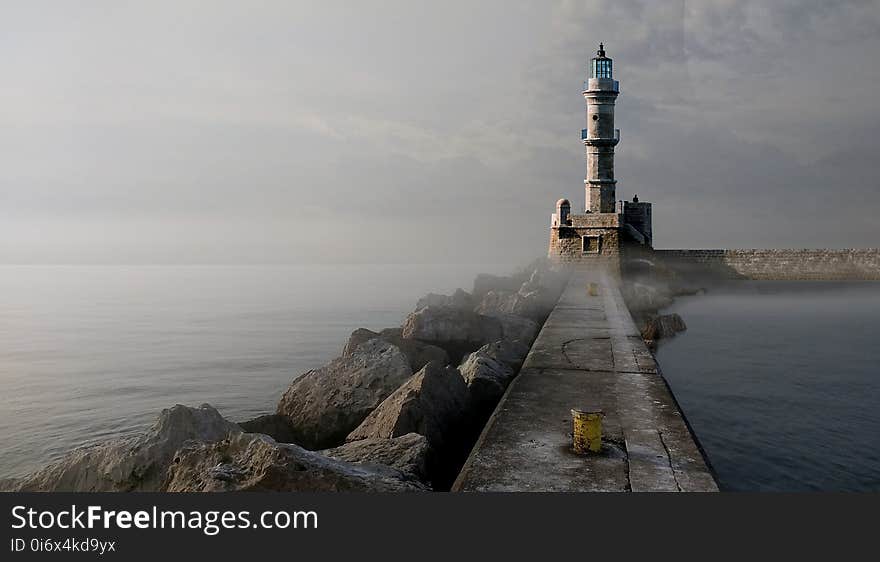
[1,0,878,263]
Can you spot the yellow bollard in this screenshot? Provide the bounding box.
[571,408,603,454]
[587,282,599,296]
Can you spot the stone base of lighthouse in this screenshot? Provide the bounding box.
[549,212,621,263]
[548,200,653,270]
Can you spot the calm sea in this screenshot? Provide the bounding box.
[656,282,880,491]
[0,264,513,479]
[4,270,879,490]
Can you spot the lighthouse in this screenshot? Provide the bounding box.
[549,43,652,267]
[583,43,619,214]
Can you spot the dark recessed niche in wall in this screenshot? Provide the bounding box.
[582,235,601,254]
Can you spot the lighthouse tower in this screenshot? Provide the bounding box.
[549,43,652,267]
[583,43,619,213]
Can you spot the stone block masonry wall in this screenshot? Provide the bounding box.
[622,201,652,247]
[654,249,880,280]
[549,226,621,263]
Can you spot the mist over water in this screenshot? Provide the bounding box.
[0,264,514,479]
[655,282,880,491]
[4,268,879,491]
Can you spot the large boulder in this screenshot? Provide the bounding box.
[459,347,516,408]
[475,272,564,323]
[237,414,301,444]
[466,289,540,343]
[163,432,426,492]
[276,338,413,450]
[473,290,517,316]
[479,339,530,369]
[494,313,539,345]
[341,327,382,356]
[522,266,567,295]
[622,282,675,314]
[341,327,448,372]
[473,261,566,305]
[5,404,239,492]
[346,361,469,452]
[641,313,687,342]
[507,287,558,321]
[322,433,429,482]
[400,306,503,362]
[415,288,474,312]
[472,273,525,300]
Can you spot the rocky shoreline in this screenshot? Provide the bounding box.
[2,260,566,492]
[620,260,707,350]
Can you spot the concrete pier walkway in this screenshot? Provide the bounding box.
[453,269,718,492]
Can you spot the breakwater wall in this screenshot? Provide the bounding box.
[453,270,717,492]
[653,249,880,280]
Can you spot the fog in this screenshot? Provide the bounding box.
[2,1,879,264]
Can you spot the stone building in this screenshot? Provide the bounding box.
[549,44,652,267]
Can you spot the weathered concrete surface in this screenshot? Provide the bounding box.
[453,269,717,492]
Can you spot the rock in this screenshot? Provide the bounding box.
[457,340,527,411]
[508,287,558,321]
[163,432,426,492]
[527,266,567,294]
[237,414,301,444]
[400,305,503,361]
[473,259,565,300]
[415,288,474,311]
[479,339,530,369]
[670,284,706,297]
[322,433,429,481]
[472,273,525,300]
[459,347,516,408]
[494,313,539,345]
[276,338,413,450]
[475,282,561,323]
[342,327,448,372]
[472,262,566,322]
[0,478,19,491]
[473,290,517,316]
[341,328,383,356]
[623,282,675,314]
[641,313,687,342]
[6,404,239,492]
[346,361,469,452]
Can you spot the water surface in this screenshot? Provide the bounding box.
[656,282,880,491]
[0,264,510,478]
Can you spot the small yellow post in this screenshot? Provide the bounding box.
[571,408,603,454]
[587,282,599,296]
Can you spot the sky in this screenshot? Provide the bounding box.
[1,0,879,264]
